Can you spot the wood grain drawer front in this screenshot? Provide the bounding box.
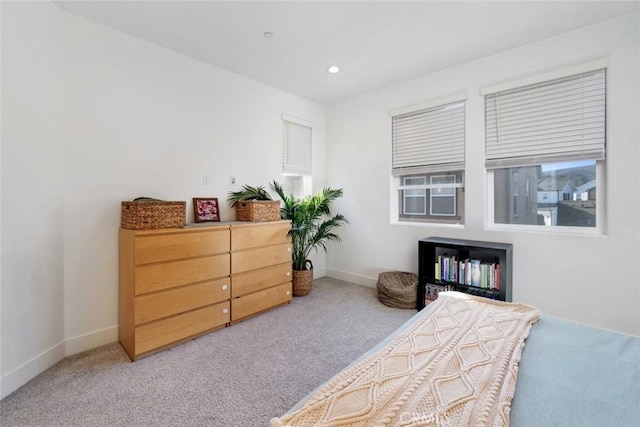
[231,243,291,274]
[135,229,230,265]
[135,302,230,356]
[231,263,292,298]
[231,282,292,321]
[135,278,231,325]
[231,222,291,251]
[135,254,230,295]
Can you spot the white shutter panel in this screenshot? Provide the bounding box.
[485,69,605,169]
[392,101,465,176]
[283,120,312,175]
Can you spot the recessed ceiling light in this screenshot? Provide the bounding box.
[327,65,340,74]
[263,32,274,39]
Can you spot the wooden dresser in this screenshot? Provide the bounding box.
[230,221,293,322]
[119,220,291,361]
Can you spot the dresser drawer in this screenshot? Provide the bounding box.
[135,278,231,325]
[135,254,230,295]
[135,302,230,356]
[231,243,291,274]
[231,262,291,298]
[230,222,290,251]
[135,228,230,265]
[231,282,292,321]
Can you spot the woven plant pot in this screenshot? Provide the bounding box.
[292,260,313,296]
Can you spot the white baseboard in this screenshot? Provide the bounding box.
[325,268,377,288]
[1,326,119,400]
[1,341,66,400]
[65,325,119,356]
[313,267,326,279]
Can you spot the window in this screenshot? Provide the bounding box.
[282,114,312,197]
[391,95,466,224]
[483,65,605,230]
[403,176,426,215]
[430,175,457,216]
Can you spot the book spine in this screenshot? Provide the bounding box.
[443,257,449,282]
[465,259,471,285]
[451,256,457,283]
[470,259,480,287]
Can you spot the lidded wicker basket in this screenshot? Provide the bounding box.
[235,200,281,222]
[121,200,186,230]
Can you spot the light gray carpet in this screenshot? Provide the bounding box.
[0,277,415,426]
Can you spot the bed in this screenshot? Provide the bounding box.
[271,292,640,426]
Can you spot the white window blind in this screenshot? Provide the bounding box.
[392,100,465,176]
[283,120,312,175]
[485,69,606,169]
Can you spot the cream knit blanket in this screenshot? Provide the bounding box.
[270,292,539,427]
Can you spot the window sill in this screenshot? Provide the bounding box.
[391,220,465,229]
[486,223,606,237]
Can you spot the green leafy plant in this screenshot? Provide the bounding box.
[227,184,273,207]
[269,181,348,271]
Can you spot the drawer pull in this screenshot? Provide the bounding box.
[222,284,228,290]
[286,291,291,296]
[222,308,229,314]
[286,272,291,277]
[287,247,292,252]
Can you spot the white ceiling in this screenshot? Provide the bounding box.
[55,1,639,106]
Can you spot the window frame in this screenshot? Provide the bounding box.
[525,176,531,215]
[395,171,465,225]
[429,175,457,217]
[482,60,607,235]
[402,176,427,216]
[512,172,519,218]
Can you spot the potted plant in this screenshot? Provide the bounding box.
[227,184,280,222]
[269,181,348,296]
[227,184,273,205]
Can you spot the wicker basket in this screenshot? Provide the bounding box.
[376,271,418,309]
[121,200,186,230]
[292,260,314,296]
[235,200,281,222]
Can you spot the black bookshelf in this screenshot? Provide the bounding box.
[418,237,513,310]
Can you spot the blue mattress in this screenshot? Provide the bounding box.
[288,306,640,426]
[510,316,640,426]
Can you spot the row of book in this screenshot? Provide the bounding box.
[435,255,501,290]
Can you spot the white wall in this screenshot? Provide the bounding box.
[1,2,326,398]
[61,11,326,352]
[1,0,66,397]
[326,13,640,336]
